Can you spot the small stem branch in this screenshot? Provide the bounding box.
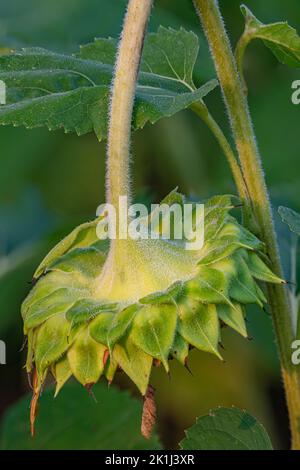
[235,33,251,95]
[191,101,254,227]
[106,0,153,214]
[191,102,244,195]
[290,234,298,335]
[290,235,298,298]
[193,0,300,449]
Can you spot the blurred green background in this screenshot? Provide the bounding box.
[0,0,299,450]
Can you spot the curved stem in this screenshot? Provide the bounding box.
[191,101,256,229]
[100,0,152,291]
[235,33,250,95]
[290,234,298,335]
[191,102,244,195]
[193,0,300,449]
[106,0,153,215]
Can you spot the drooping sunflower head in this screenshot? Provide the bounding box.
[22,191,283,432]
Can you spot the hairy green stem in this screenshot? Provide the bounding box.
[106,0,153,215]
[191,101,255,228]
[100,0,153,290]
[193,0,300,449]
[290,234,298,335]
[235,33,251,95]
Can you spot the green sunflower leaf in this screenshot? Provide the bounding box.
[204,195,235,213]
[180,407,273,450]
[230,254,264,306]
[107,304,139,352]
[203,196,235,237]
[0,383,162,450]
[35,314,73,380]
[178,302,221,359]
[198,237,240,266]
[278,206,300,236]
[33,218,100,278]
[186,266,232,306]
[131,305,177,371]
[48,247,105,278]
[170,332,189,365]
[66,300,117,328]
[217,303,247,338]
[104,356,118,384]
[89,312,114,345]
[23,287,75,331]
[113,336,152,395]
[0,28,217,139]
[247,252,284,284]
[147,188,185,239]
[53,356,72,397]
[25,330,36,373]
[239,5,300,68]
[78,37,117,64]
[68,328,106,385]
[140,282,182,305]
[218,220,263,251]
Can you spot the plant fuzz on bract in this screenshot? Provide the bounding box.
[22,190,284,436]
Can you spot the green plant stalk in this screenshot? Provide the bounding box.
[193,0,300,449]
[290,234,298,335]
[102,0,153,282]
[191,101,255,229]
[235,32,251,94]
[106,0,153,214]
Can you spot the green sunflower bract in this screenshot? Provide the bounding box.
[22,191,283,432]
